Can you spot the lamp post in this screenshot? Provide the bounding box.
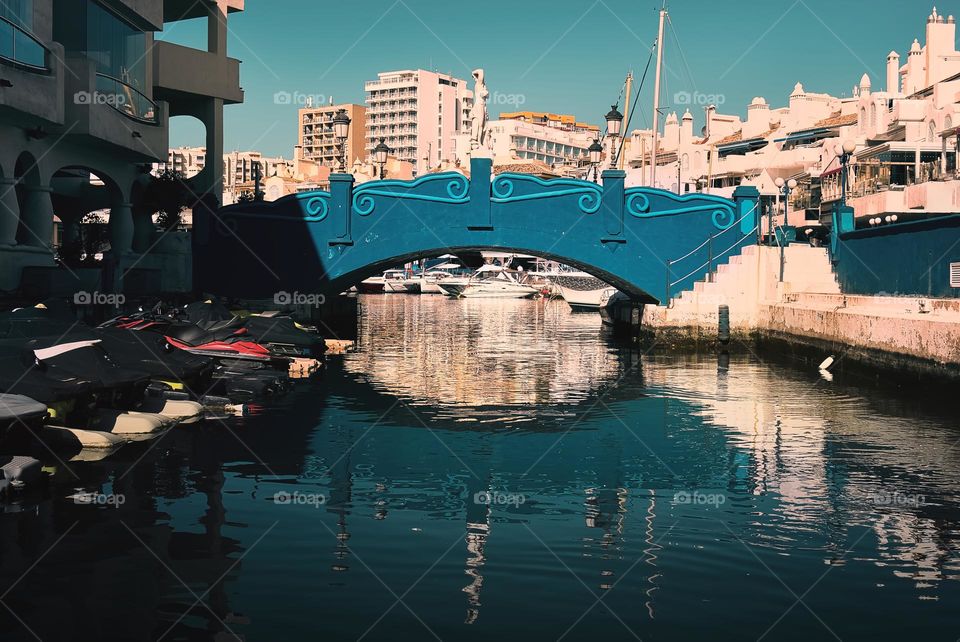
[332,108,351,172]
[605,104,623,169]
[773,176,797,281]
[834,139,856,207]
[373,137,391,180]
[588,138,603,183]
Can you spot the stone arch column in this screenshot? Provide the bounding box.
[132,204,155,253]
[19,184,55,248]
[109,200,135,256]
[0,175,19,246]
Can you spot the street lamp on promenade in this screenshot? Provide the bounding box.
[774,176,797,282]
[374,137,391,180]
[588,138,603,183]
[332,108,351,172]
[835,139,856,207]
[604,104,623,169]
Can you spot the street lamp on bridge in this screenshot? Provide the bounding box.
[604,104,624,169]
[332,108,351,172]
[588,138,603,183]
[374,137,391,180]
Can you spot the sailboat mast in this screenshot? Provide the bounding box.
[650,1,667,187]
[618,71,633,170]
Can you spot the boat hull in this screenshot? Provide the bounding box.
[552,274,609,310]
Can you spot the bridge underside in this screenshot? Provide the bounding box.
[196,158,758,304]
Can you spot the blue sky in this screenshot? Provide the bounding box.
[161,0,936,157]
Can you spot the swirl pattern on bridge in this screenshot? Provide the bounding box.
[352,172,470,216]
[303,195,329,221]
[491,174,602,215]
[625,188,736,230]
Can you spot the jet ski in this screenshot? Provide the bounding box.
[0,306,214,397]
[0,394,48,445]
[107,300,326,361]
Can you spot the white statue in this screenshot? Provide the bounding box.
[470,68,489,151]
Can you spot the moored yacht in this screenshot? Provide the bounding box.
[438,265,539,299]
[382,269,421,293]
[418,262,464,294]
[551,271,611,310]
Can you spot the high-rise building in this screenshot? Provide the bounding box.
[364,69,473,176]
[298,103,367,169]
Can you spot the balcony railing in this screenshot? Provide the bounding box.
[0,16,48,71]
[95,73,158,124]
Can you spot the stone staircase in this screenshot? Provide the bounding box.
[645,244,840,333]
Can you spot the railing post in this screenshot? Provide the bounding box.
[328,172,355,247]
[664,261,671,303]
[600,169,626,241]
[468,156,493,230]
[707,236,713,283]
[732,184,760,237]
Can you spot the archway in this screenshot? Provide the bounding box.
[48,165,129,263]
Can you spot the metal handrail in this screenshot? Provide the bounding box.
[668,202,759,265]
[663,201,760,301]
[94,73,158,124]
[669,224,758,288]
[0,15,49,71]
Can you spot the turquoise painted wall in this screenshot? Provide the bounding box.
[834,214,960,298]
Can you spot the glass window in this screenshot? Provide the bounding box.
[0,0,32,29]
[86,2,146,90]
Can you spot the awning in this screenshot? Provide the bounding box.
[774,128,831,144]
[717,138,768,157]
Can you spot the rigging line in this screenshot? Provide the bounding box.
[666,13,697,92]
[614,45,656,166]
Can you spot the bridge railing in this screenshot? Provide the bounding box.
[664,200,760,303]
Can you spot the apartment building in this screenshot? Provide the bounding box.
[298,102,366,169]
[455,111,598,171]
[0,0,246,293]
[364,69,473,176]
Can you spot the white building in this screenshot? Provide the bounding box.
[622,6,960,232]
[454,111,599,175]
[364,69,473,176]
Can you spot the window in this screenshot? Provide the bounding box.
[54,1,147,91]
[0,0,31,28]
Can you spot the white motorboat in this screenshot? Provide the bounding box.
[382,269,421,293]
[418,262,463,294]
[438,264,538,299]
[551,271,610,310]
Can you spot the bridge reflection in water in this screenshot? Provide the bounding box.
[0,298,959,640]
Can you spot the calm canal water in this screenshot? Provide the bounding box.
[2,295,960,641]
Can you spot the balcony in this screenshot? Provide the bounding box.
[96,73,158,124]
[0,19,62,126]
[152,40,243,105]
[64,55,167,160]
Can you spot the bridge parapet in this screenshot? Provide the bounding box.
[197,157,758,302]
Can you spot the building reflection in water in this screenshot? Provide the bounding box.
[345,297,625,419]
[642,354,960,593]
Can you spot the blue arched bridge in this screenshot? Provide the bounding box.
[195,158,759,303]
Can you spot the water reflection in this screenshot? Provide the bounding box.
[1,297,960,640]
[345,296,625,421]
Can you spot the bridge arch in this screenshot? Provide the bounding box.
[196,158,759,303]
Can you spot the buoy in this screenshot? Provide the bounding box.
[819,355,835,371]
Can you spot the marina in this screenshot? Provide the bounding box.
[2,297,959,640]
[0,0,958,639]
